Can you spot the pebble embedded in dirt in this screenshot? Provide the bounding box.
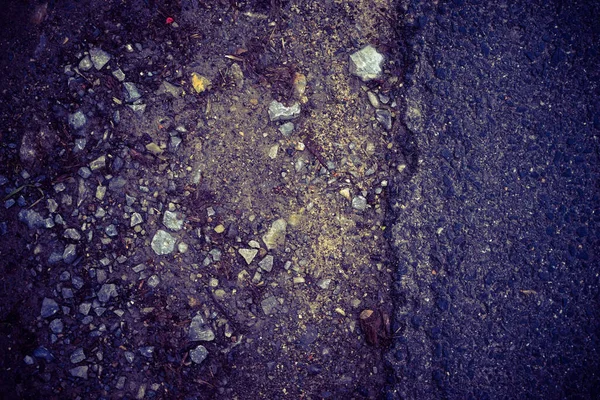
[151,230,176,255]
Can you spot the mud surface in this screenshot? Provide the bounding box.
[0,0,400,399]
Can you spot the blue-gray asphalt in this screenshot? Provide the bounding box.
[386,1,599,398]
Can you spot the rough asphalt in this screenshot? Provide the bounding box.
[386,1,599,399]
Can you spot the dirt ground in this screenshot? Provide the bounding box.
[0,0,405,398]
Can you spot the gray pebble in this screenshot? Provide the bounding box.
[105,224,118,237]
[78,55,93,71]
[108,176,127,191]
[89,47,111,70]
[375,109,392,131]
[139,346,154,358]
[79,302,91,315]
[262,219,287,250]
[123,82,141,102]
[48,251,63,265]
[69,365,88,379]
[18,209,45,229]
[258,255,274,272]
[64,228,81,241]
[147,274,160,288]
[352,196,368,211]
[68,111,87,131]
[89,155,106,171]
[349,45,384,82]
[63,244,77,264]
[261,295,279,315]
[49,319,64,334]
[70,348,86,364]
[278,122,295,136]
[190,345,208,364]
[130,212,143,227]
[268,100,301,122]
[41,297,59,318]
[78,167,92,179]
[151,230,176,255]
[97,283,117,303]
[163,210,184,231]
[124,351,135,363]
[188,314,215,342]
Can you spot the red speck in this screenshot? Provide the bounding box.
[166,17,174,24]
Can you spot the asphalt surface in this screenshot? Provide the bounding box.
[386,1,599,399]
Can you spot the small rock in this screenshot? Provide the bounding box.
[63,244,77,264]
[292,72,307,100]
[262,218,287,250]
[261,295,279,315]
[163,210,184,231]
[41,297,59,318]
[278,122,294,136]
[89,155,106,171]
[97,283,118,303]
[189,345,208,364]
[147,275,160,288]
[268,100,301,122]
[339,188,351,201]
[139,346,154,358]
[229,63,244,87]
[375,109,392,130]
[268,145,279,159]
[130,212,143,227]
[352,196,367,211]
[258,255,274,272]
[70,348,86,364]
[68,111,87,131]
[69,365,88,379]
[108,176,127,191]
[18,209,45,229]
[367,91,380,108]
[317,278,332,289]
[349,45,384,82]
[105,224,118,237]
[89,47,111,70]
[78,167,92,179]
[112,68,126,82]
[123,82,141,102]
[191,72,211,93]
[49,319,64,333]
[188,314,215,342]
[78,56,93,71]
[33,346,55,362]
[239,248,258,265]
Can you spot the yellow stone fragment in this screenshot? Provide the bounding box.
[145,142,163,155]
[191,72,211,93]
[214,224,225,233]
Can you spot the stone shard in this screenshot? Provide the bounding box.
[41,297,59,318]
[188,315,215,342]
[262,218,287,250]
[349,45,384,82]
[151,230,176,255]
[89,47,111,70]
[190,345,209,364]
[238,248,258,265]
[97,283,118,303]
[163,210,184,231]
[268,100,301,122]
